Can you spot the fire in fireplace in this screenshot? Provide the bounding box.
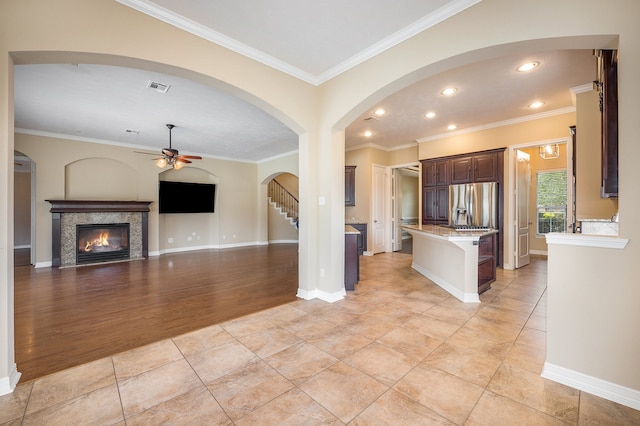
[76,223,130,264]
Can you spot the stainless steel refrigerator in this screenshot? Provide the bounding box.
[448,182,498,228]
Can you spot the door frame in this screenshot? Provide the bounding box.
[507,136,572,269]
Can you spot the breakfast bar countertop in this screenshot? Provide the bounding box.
[345,225,361,234]
[403,224,498,239]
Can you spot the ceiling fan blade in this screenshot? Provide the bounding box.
[179,155,202,160]
[178,158,192,164]
[134,151,158,156]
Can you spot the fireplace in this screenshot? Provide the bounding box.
[47,200,152,267]
[76,223,130,265]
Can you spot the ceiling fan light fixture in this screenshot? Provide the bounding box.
[156,157,168,168]
[173,160,186,170]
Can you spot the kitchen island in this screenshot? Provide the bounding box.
[403,224,497,303]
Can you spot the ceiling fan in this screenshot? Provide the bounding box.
[153,124,202,170]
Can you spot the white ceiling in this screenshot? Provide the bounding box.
[13,1,596,164]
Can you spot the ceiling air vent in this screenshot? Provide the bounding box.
[125,129,140,135]
[146,80,170,93]
[364,116,379,122]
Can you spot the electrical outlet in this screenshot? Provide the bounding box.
[320,268,325,277]
[168,237,174,243]
[187,236,192,241]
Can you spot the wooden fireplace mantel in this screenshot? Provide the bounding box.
[46,200,152,213]
[46,200,153,267]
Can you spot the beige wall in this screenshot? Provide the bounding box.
[401,173,419,221]
[575,89,618,219]
[2,0,640,404]
[345,145,419,251]
[13,171,30,247]
[14,132,260,261]
[274,173,299,200]
[268,203,299,242]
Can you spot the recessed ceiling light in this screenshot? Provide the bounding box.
[441,87,458,96]
[364,130,373,137]
[517,61,540,72]
[529,101,545,109]
[374,108,386,116]
[425,112,436,119]
[447,124,457,130]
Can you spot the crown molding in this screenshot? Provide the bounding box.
[416,106,576,144]
[316,0,482,84]
[15,128,261,164]
[116,0,481,86]
[346,141,418,153]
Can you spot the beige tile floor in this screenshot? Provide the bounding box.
[2,252,640,425]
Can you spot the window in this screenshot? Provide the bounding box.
[537,170,567,234]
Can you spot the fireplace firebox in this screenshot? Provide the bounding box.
[76,223,130,265]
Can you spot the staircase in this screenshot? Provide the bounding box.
[268,179,298,227]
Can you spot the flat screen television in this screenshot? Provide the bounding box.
[159,181,215,214]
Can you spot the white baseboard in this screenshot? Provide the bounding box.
[412,262,480,303]
[530,249,548,256]
[0,364,21,396]
[297,287,346,302]
[268,240,299,244]
[363,251,373,256]
[35,261,52,268]
[542,362,640,411]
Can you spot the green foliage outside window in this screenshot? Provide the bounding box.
[537,170,567,234]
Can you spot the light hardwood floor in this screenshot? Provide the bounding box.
[14,244,299,382]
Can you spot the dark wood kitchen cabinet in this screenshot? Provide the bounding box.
[423,159,449,187]
[345,230,359,290]
[349,223,367,255]
[422,159,449,225]
[596,49,618,197]
[345,166,356,206]
[423,186,448,224]
[451,152,498,184]
[477,232,496,294]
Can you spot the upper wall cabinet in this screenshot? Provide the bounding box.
[345,166,356,206]
[595,49,618,197]
[450,152,499,184]
[423,159,449,187]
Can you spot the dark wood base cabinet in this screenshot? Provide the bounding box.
[478,233,497,293]
[345,232,359,290]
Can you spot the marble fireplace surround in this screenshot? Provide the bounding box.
[46,200,152,267]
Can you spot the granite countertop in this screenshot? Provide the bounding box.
[345,225,361,234]
[403,224,498,239]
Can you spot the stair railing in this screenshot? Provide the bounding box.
[268,179,298,222]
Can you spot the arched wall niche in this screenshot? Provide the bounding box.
[65,157,137,200]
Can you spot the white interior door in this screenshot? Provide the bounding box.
[372,164,387,254]
[515,150,531,268]
[392,169,402,252]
